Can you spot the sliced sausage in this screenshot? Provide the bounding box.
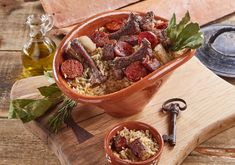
[105,20,124,32]
[124,61,148,82]
[112,135,127,152]
[155,20,168,29]
[61,59,83,79]
[114,41,134,57]
[138,31,159,48]
[90,31,109,47]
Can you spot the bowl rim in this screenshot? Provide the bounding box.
[104,121,164,164]
[53,10,195,101]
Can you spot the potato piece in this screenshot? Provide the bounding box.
[171,48,189,58]
[154,44,172,64]
[77,36,96,52]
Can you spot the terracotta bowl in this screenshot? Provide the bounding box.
[53,10,195,117]
[104,121,164,165]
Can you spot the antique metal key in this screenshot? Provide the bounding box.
[162,98,187,146]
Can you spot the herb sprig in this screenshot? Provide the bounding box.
[48,97,77,133]
[166,11,204,51]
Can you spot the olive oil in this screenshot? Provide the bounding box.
[21,14,56,77]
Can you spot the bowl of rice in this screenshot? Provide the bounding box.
[53,10,195,117]
[104,121,164,165]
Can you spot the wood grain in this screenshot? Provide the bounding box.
[0,119,60,165]
[0,51,22,117]
[1,118,234,165]
[10,57,235,165]
[0,0,60,51]
[54,0,235,35]
[40,0,141,28]
[1,1,235,165]
[124,0,235,25]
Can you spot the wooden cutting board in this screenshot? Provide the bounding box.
[10,57,235,165]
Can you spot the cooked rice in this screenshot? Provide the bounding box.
[113,127,159,161]
[67,48,132,96]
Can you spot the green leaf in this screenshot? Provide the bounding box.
[175,11,190,37]
[8,98,61,123]
[166,11,203,51]
[176,23,200,42]
[8,99,35,119]
[167,14,178,42]
[38,83,61,97]
[180,32,204,49]
[167,13,176,37]
[9,84,64,123]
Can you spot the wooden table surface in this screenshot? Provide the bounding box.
[0,1,235,165]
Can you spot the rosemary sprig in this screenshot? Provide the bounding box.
[48,97,77,133]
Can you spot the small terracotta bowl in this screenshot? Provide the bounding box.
[53,10,195,117]
[104,121,164,165]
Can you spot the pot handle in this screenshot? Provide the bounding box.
[207,27,235,54]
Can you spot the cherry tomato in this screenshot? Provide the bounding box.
[125,61,148,82]
[155,20,168,29]
[114,41,134,57]
[138,31,159,48]
[105,20,123,32]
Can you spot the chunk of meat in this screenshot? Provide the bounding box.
[90,31,109,47]
[113,69,124,80]
[114,41,134,57]
[113,38,153,69]
[112,135,127,152]
[109,13,141,39]
[139,11,155,31]
[124,61,148,82]
[105,19,124,32]
[61,59,83,79]
[142,56,161,71]
[102,43,115,60]
[119,35,139,46]
[128,138,146,159]
[66,39,106,84]
[138,31,159,48]
[153,30,171,48]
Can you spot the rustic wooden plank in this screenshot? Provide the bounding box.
[0,0,41,51]
[1,118,234,164]
[0,0,60,51]
[124,0,235,25]
[0,51,22,117]
[0,119,60,165]
[40,0,141,28]
[55,0,235,35]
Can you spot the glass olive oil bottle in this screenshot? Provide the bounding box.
[21,14,56,77]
